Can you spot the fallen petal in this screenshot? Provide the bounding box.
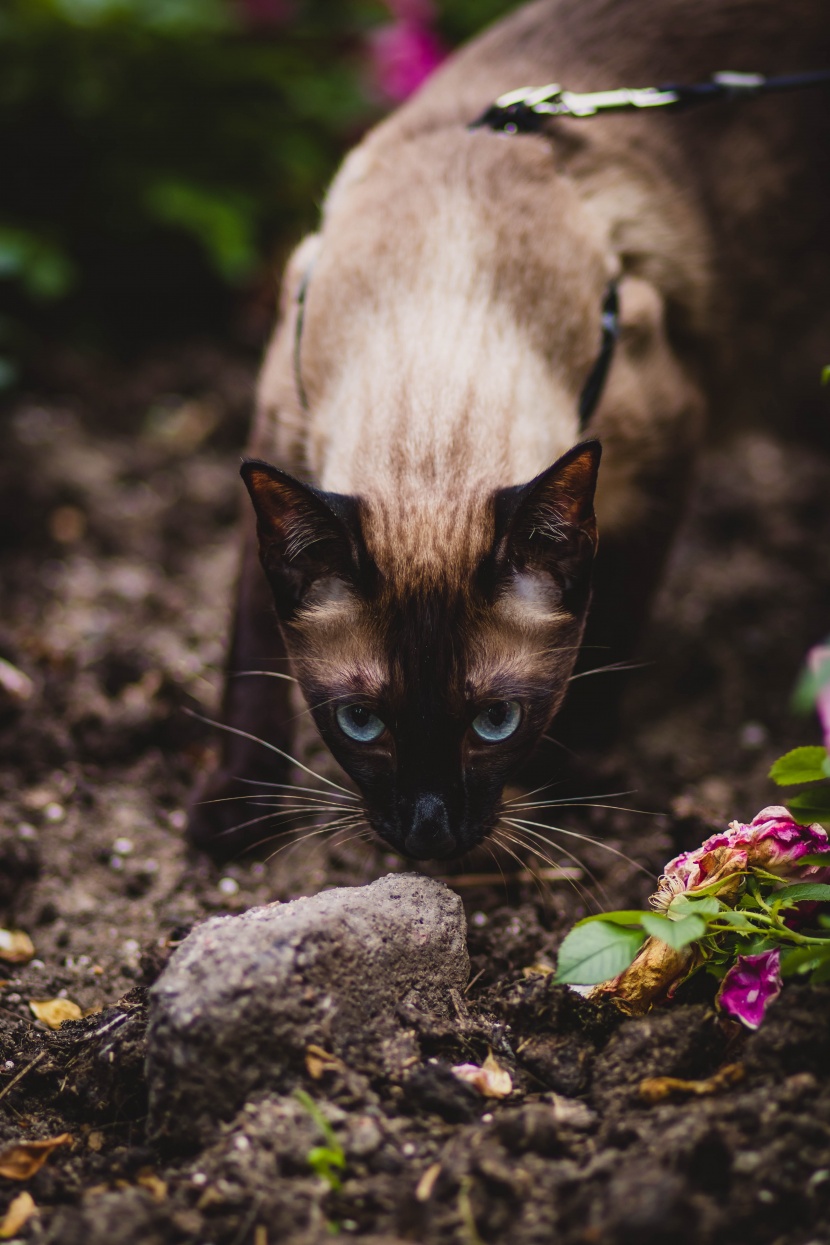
[29,998,83,1030]
[0,929,35,965]
[717,948,782,1029]
[451,1055,512,1099]
[0,1190,38,1238]
[0,1134,73,1181]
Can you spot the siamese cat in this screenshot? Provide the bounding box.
[189,0,830,861]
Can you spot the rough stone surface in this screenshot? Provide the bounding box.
[146,873,468,1142]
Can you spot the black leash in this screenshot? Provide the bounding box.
[472,68,830,135]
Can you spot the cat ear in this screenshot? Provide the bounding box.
[241,459,373,616]
[491,440,602,592]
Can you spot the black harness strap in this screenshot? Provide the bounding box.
[471,68,830,135]
[579,282,619,427]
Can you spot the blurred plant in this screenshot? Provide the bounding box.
[294,1089,346,1192]
[0,0,518,384]
[554,642,830,1029]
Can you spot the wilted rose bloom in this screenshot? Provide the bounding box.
[591,937,700,1014]
[369,18,446,102]
[708,806,830,876]
[717,948,782,1029]
[653,807,830,911]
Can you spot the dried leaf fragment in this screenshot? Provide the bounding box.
[451,1053,512,1099]
[29,998,83,1029]
[305,1045,344,1080]
[639,1062,745,1103]
[0,1134,73,1180]
[0,931,35,966]
[136,1170,168,1202]
[0,1191,38,1238]
[415,1162,442,1202]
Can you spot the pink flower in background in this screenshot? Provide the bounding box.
[369,0,446,102]
[807,643,830,752]
[717,949,782,1029]
[234,0,294,27]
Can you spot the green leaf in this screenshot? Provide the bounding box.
[780,944,830,977]
[145,180,257,281]
[787,787,830,826]
[769,747,829,786]
[574,910,650,928]
[554,921,646,986]
[640,912,707,950]
[772,882,830,908]
[667,894,721,918]
[811,958,830,985]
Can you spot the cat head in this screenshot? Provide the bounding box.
[241,440,601,860]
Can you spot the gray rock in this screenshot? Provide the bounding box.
[146,872,468,1142]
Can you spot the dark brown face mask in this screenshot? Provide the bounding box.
[241,441,601,860]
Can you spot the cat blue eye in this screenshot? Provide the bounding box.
[336,703,386,743]
[471,700,522,742]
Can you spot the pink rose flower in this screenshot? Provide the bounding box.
[717,949,782,1029]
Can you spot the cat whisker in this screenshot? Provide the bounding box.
[230,669,299,684]
[234,777,357,802]
[213,806,336,842]
[262,815,367,864]
[198,791,357,809]
[184,709,354,796]
[495,825,601,910]
[506,787,635,807]
[244,813,365,861]
[489,830,555,906]
[504,816,656,881]
[567,660,650,682]
[503,778,567,805]
[511,801,658,817]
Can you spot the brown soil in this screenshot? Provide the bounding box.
[1,347,830,1244]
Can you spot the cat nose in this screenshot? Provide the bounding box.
[403,794,456,859]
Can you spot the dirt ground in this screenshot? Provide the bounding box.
[1,346,830,1244]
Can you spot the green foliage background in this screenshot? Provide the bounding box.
[0,0,517,383]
